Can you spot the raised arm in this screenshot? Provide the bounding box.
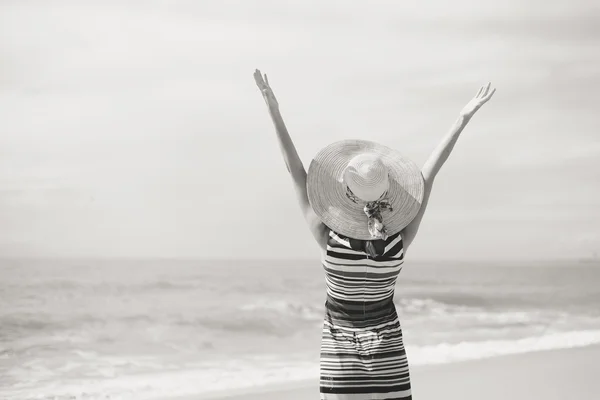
[402,83,496,251]
[254,69,328,250]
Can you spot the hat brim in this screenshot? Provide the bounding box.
[307,139,424,240]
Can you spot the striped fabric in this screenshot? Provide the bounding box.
[320,229,412,400]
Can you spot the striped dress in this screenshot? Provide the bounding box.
[320,229,412,400]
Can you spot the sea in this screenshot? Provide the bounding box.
[1,258,600,400]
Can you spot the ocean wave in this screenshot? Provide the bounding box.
[239,300,323,322]
[236,297,559,328]
[396,298,555,325]
[407,329,600,365]
[0,313,104,337]
[398,290,572,310]
[396,297,473,313]
[4,296,589,346]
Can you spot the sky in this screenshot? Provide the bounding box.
[0,0,599,261]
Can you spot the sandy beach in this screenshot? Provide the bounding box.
[186,345,600,400]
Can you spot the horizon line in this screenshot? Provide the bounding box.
[0,256,597,265]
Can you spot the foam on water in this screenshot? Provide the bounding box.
[3,329,600,400]
[2,356,319,400]
[408,329,600,365]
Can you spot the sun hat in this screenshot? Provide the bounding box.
[307,139,424,241]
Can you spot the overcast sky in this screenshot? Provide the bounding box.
[0,0,598,261]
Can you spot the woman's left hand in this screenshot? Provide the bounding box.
[460,82,496,118]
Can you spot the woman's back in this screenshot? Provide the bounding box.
[320,230,412,399]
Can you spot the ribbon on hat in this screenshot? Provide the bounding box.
[345,186,394,241]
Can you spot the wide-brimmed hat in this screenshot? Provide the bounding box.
[307,139,424,241]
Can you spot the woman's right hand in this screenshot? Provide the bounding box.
[254,69,279,110]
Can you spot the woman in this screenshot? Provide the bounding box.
[254,69,495,400]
